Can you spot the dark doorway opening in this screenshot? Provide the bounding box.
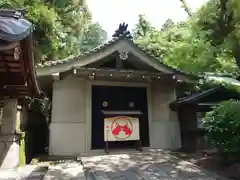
[91,85,149,149]
[24,110,49,164]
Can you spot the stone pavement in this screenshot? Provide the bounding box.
[0,165,47,180]
[43,160,85,180]
[81,149,229,180]
[0,150,230,180]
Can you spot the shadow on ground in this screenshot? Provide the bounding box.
[24,166,48,180]
[43,160,85,180]
[81,149,229,180]
[170,151,239,180]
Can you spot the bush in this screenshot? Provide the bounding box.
[19,133,26,166]
[203,100,240,163]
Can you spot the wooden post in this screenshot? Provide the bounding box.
[138,139,142,151]
[136,139,142,151]
[105,141,109,154]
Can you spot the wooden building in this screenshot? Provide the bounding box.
[170,85,240,152]
[37,24,196,156]
[0,9,40,168]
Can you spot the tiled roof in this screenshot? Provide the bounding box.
[0,9,32,42]
[171,75,240,108]
[36,36,196,78]
[170,87,221,106]
[36,36,123,68]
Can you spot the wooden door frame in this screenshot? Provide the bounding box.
[85,80,153,153]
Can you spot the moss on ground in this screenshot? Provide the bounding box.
[15,112,26,166]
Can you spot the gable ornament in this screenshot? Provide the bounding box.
[119,51,129,60]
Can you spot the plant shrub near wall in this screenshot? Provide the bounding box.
[19,132,26,166]
[203,100,240,164]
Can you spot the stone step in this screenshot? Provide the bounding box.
[0,165,48,180]
[0,168,19,180]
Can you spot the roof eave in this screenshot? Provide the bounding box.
[170,86,221,110]
[36,38,198,83]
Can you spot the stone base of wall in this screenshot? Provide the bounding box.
[49,123,86,156]
[0,135,20,169]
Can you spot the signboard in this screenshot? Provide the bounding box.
[104,116,140,141]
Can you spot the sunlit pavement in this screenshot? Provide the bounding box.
[81,149,229,180]
[0,149,230,180]
[0,165,47,180]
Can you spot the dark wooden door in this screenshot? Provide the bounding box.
[91,85,149,149]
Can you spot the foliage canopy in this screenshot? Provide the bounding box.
[0,0,107,63]
[133,0,240,76]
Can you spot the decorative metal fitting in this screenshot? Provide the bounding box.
[14,47,20,60]
[119,51,129,60]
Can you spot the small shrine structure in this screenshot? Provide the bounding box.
[37,23,196,156]
[0,9,40,168]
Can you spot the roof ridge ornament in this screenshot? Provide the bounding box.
[112,22,132,39]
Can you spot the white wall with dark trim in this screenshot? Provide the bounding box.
[49,75,181,156]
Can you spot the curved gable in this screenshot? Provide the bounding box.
[36,38,196,82]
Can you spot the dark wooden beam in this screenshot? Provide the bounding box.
[0,86,28,94]
[21,36,40,96]
[19,41,28,90]
[2,49,14,55]
[0,55,16,61]
[0,68,22,72]
[0,42,19,51]
[0,38,40,97]
[0,62,21,68]
[1,85,27,89]
[116,56,123,69]
[0,51,9,86]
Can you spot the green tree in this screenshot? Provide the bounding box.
[133,0,240,75]
[204,100,240,163]
[79,23,107,52]
[132,15,155,39]
[194,0,240,69]
[0,0,107,63]
[161,19,174,31]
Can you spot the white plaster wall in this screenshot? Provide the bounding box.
[50,77,181,155]
[51,76,86,123]
[50,76,87,156]
[150,83,181,149]
[49,123,86,155]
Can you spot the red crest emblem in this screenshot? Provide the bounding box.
[111,116,133,139]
